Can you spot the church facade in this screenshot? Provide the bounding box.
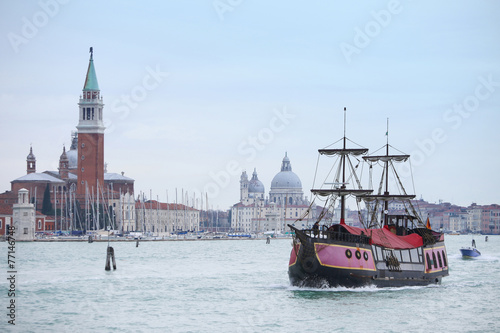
[230,153,317,234]
[2,49,136,234]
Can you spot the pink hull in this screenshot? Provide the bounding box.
[314,243,376,271]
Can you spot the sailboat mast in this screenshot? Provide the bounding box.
[340,107,347,224]
[384,118,389,226]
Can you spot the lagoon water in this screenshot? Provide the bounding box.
[1,235,500,332]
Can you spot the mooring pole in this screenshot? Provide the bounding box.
[105,226,116,271]
[105,246,116,271]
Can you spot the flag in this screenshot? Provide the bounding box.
[426,217,431,229]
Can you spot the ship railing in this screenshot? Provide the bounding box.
[302,228,371,245]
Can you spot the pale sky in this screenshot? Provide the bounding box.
[1,1,499,210]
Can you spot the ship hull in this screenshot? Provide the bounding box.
[460,247,480,258]
[289,229,449,288]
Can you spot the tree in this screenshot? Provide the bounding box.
[42,183,53,215]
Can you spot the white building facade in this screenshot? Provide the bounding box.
[231,153,316,234]
[136,200,200,236]
[12,188,35,241]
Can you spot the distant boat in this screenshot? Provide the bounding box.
[228,233,252,238]
[460,239,481,258]
[288,110,449,288]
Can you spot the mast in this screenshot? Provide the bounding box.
[360,118,418,228]
[340,107,347,224]
[96,180,100,230]
[85,183,88,231]
[311,107,372,226]
[166,190,170,233]
[384,118,389,226]
[54,186,57,232]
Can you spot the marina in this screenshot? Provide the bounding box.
[2,235,499,332]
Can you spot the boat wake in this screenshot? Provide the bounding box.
[286,283,436,293]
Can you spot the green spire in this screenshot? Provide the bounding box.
[83,47,99,91]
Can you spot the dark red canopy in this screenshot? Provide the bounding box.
[341,225,423,249]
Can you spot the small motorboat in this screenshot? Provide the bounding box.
[460,239,481,258]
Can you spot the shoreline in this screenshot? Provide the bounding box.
[2,236,291,243]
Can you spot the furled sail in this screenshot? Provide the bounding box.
[319,148,368,156]
[363,154,409,163]
[311,189,373,197]
[358,194,416,202]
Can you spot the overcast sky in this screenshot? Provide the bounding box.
[1,1,499,210]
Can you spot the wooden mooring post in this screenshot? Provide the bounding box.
[105,246,116,271]
[105,227,116,271]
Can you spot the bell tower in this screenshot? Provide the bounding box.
[76,47,105,196]
[240,171,249,201]
[26,146,36,174]
[58,146,69,180]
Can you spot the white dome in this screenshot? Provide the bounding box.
[67,148,78,169]
[248,169,265,193]
[67,132,78,169]
[271,153,302,189]
[271,171,302,189]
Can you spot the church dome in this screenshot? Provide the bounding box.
[27,146,36,161]
[271,153,302,189]
[60,146,69,161]
[271,171,302,189]
[67,149,78,169]
[67,133,78,169]
[248,169,265,193]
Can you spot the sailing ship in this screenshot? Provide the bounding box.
[288,109,449,288]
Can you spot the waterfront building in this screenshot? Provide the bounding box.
[231,153,316,234]
[466,204,482,233]
[12,188,35,241]
[135,200,200,236]
[0,49,135,234]
[0,205,13,237]
[447,211,468,233]
[480,204,500,234]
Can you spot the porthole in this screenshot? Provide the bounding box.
[363,252,369,261]
[81,143,85,148]
[345,249,352,259]
[81,167,84,172]
[81,180,84,185]
[81,155,85,160]
[355,250,361,260]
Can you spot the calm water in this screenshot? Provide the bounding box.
[1,235,499,332]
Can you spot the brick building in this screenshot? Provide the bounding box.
[0,49,135,234]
